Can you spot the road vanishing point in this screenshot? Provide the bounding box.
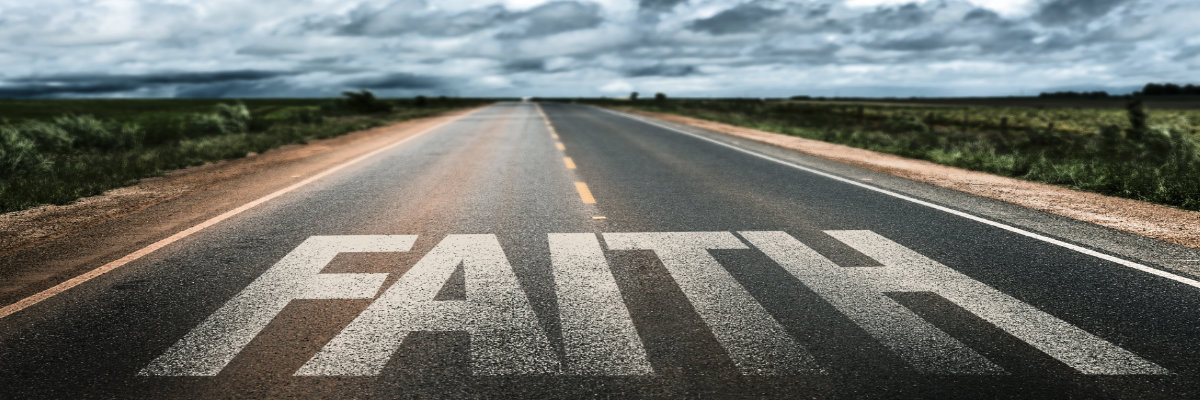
[3,102,1200,398]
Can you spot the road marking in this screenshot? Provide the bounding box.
[535,102,599,211]
[574,182,596,204]
[550,233,653,375]
[534,102,559,137]
[742,230,1167,375]
[298,234,559,376]
[149,231,1167,376]
[745,229,1001,375]
[591,216,607,220]
[596,107,1200,290]
[142,235,416,376]
[0,109,480,320]
[603,232,822,375]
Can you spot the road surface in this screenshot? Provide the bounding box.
[2,102,1200,398]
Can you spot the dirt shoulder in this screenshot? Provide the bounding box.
[618,107,1200,249]
[0,107,482,295]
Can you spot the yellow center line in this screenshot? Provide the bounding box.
[536,102,600,214]
[574,182,596,204]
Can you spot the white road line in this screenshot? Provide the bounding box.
[549,233,653,375]
[141,235,416,376]
[743,230,1167,375]
[0,108,482,320]
[298,234,559,376]
[603,232,821,375]
[596,107,1200,290]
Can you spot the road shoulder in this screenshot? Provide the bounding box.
[600,105,1200,279]
[0,107,482,306]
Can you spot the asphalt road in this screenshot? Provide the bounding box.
[3,102,1200,398]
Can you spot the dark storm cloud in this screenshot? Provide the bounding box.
[0,82,142,98]
[859,3,934,30]
[332,1,602,39]
[624,64,698,77]
[8,70,294,85]
[342,73,444,90]
[869,34,958,51]
[338,4,510,37]
[1173,45,1200,61]
[639,0,688,12]
[684,2,846,37]
[688,3,778,35]
[962,8,1003,23]
[502,59,548,73]
[236,43,303,56]
[0,70,298,98]
[497,2,605,38]
[1033,0,1130,26]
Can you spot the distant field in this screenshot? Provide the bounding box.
[793,96,1200,110]
[582,97,1200,211]
[0,99,328,121]
[0,96,491,213]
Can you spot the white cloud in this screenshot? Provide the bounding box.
[845,0,1036,16]
[0,0,1188,98]
[599,80,634,93]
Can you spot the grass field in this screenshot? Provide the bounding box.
[581,97,1200,212]
[0,95,491,213]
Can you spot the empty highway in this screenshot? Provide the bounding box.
[2,102,1200,398]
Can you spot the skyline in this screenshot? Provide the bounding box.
[0,0,1196,98]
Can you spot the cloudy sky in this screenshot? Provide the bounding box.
[0,0,1196,98]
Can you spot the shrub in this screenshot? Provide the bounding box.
[883,113,928,133]
[0,126,50,175]
[329,90,393,114]
[52,114,110,148]
[264,107,323,125]
[52,114,144,150]
[17,120,74,151]
[116,123,146,149]
[215,102,251,132]
[1126,98,1148,139]
[182,102,252,137]
[184,113,232,137]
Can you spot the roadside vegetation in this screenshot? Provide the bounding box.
[0,92,489,213]
[585,95,1200,211]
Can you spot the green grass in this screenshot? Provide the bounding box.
[581,98,1200,212]
[0,96,491,213]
